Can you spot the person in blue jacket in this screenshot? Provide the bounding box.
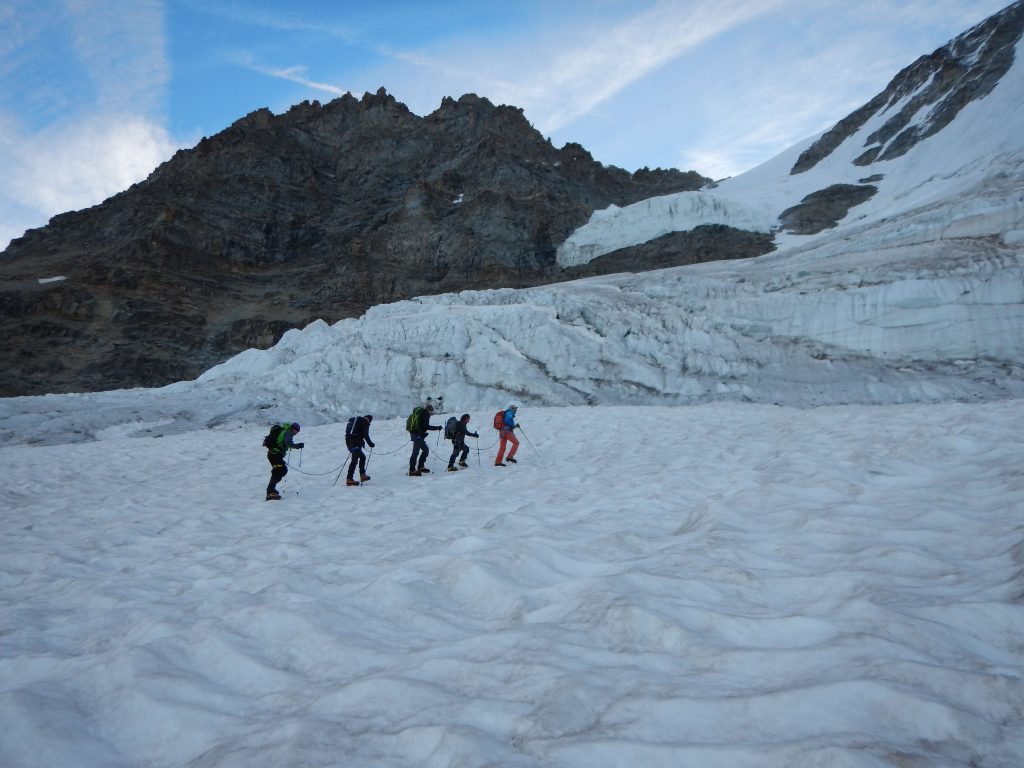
[494,405,519,466]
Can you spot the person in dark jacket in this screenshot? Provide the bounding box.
[267,422,304,500]
[447,414,478,471]
[344,414,375,486]
[408,403,441,476]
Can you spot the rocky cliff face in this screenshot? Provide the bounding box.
[1,90,707,396]
[791,0,1024,174]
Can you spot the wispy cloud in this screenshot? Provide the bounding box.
[65,0,169,115]
[0,0,178,249]
[7,115,178,212]
[196,2,520,101]
[182,0,361,44]
[523,0,785,133]
[227,51,349,96]
[1,113,179,248]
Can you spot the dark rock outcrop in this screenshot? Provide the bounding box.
[778,184,878,235]
[563,225,775,278]
[791,0,1024,174]
[1,90,708,396]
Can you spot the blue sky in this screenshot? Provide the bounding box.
[0,0,1010,250]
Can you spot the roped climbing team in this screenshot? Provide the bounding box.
[263,404,523,500]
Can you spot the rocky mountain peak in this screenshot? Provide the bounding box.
[0,90,707,397]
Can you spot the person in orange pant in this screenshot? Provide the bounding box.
[494,405,520,466]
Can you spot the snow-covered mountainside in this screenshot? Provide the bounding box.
[558,0,1024,265]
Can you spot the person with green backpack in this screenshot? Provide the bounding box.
[263,422,304,500]
[406,403,441,476]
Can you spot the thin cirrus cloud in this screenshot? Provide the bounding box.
[519,0,785,135]
[182,0,362,44]
[226,51,349,96]
[64,0,170,115]
[203,0,783,136]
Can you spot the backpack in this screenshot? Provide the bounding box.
[493,410,505,430]
[262,423,285,449]
[406,407,425,433]
[444,416,458,440]
[345,417,357,438]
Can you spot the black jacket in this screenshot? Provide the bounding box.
[345,416,375,449]
[452,421,478,444]
[411,409,441,438]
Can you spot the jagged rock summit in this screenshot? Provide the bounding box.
[0,90,710,397]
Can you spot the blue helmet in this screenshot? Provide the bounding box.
[290,423,301,432]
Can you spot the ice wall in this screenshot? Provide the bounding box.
[194,199,1024,421]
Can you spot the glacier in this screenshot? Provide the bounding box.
[2,7,1024,767]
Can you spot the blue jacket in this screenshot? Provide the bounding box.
[502,409,518,430]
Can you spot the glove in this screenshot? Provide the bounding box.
[294,442,305,449]
[368,442,376,449]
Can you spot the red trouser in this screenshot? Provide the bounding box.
[496,428,519,462]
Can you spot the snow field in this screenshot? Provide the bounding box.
[2,402,1023,767]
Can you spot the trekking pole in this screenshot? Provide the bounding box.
[332,455,351,487]
[475,436,481,468]
[518,426,540,457]
[366,447,373,473]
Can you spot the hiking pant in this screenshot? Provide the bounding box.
[410,434,429,472]
[347,447,367,480]
[496,429,519,463]
[267,450,287,493]
[449,438,469,467]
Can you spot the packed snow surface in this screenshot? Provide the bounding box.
[2,402,1023,767]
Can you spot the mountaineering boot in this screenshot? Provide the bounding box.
[346,479,360,487]
[360,474,371,482]
[494,461,506,467]
[266,491,281,501]
[419,466,431,473]
[408,470,421,476]
[447,466,458,472]
[458,461,469,468]
[506,457,518,463]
